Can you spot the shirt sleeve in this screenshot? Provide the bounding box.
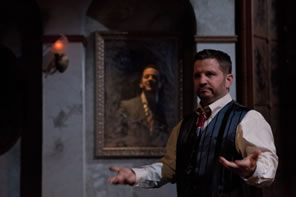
[235,110,278,187]
[132,121,182,188]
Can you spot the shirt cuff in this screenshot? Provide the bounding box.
[132,167,147,186]
[131,162,165,188]
[242,160,274,187]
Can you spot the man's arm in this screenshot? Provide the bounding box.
[219,110,278,187]
[108,121,182,188]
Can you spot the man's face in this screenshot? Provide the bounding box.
[139,67,160,93]
[193,58,233,106]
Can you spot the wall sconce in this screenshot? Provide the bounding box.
[43,34,69,77]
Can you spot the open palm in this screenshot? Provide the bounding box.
[219,150,261,178]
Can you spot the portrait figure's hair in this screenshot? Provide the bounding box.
[194,49,232,74]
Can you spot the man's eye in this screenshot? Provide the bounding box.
[206,72,215,77]
[194,74,200,79]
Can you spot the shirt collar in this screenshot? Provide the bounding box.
[196,93,232,119]
[141,91,148,105]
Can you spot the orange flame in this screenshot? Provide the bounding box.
[53,40,64,52]
[51,35,68,54]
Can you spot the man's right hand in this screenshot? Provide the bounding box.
[107,166,136,186]
[219,150,261,178]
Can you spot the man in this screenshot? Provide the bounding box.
[106,64,168,147]
[107,49,278,196]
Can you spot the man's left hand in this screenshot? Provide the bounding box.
[219,150,261,178]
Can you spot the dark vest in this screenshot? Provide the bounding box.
[176,101,250,197]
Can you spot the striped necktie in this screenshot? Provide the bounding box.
[196,111,207,137]
[143,102,154,133]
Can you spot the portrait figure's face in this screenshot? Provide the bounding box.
[139,67,160,94]
[193,58,233,105]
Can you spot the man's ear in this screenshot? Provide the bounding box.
[225,73,233,89]
[139,83,143,89]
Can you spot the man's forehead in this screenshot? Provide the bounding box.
[194,59,221,71]
[142,67,159,75]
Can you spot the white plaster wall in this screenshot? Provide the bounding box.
[190,0,235,36]
[42,43,86,197]
[39,0,91,197]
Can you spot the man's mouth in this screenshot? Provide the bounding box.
[200,87,209,91]
[199,88,211,94]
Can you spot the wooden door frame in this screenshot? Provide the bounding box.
[235,0,254,108]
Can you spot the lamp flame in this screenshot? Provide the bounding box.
[51,34,68,54]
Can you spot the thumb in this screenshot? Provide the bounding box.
[249,150,261,161]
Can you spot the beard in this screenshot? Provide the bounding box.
[196,87,215,106]
[197,87,213,97]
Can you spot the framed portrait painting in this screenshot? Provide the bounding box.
[95,31,182,157]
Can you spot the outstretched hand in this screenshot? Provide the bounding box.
[107,166,136,186]
[219,150,261,178]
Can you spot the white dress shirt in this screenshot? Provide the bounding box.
[132,93,278,188]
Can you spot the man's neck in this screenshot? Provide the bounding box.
[143,91,159,104]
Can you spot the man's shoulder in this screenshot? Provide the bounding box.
[120,96,141,107]
[119,96,143,116]
[231,100,250,112]
[180,111,197,127]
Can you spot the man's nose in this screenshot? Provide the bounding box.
[199,75,207,84]
[148,76,156,81]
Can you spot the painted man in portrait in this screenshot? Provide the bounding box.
[106,64,169,147]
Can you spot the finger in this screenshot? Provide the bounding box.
[109,166,121,172]
[109,173,126,184]
[219,157,239,169]
[107,176,119,184]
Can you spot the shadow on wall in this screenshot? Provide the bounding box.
[86,0,196,33]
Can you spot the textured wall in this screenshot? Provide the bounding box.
[191,0,235,36]
[40,0,91,197]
